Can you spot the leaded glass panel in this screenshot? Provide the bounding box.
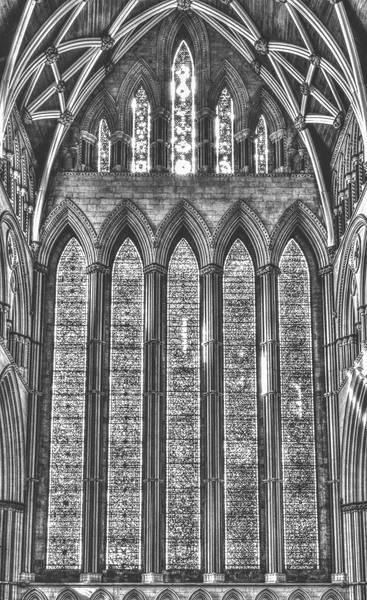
[132,86,150,173]
[279,239,319,569]
[47,238,88,569]
[98,117,110,172]
[166,239,200,568]
[217,88,233,174]
[255,115,268,174]
[224,239,259,569]
[107,238,143,569]
[172,42,195,175]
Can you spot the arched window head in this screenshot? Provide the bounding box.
[216,88,234,174]
[98,117,110,172]
[172,41,195,175]
[255,114,268,174]
[132,86,150,173]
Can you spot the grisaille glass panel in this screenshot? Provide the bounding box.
[217,88,234,174]
[224,239,259,568]
[98,117,110,172]
[166,239,200,568]
[107,238,143,568]
[172,42,195,174]
[47,238,88,569]
[255,114,268,174]
[279,239,319,568]
[132,86,150,173]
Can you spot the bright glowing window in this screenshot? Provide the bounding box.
[216,88,234,174]
[47,238,88,569]
[98,117,110,172]
[224,239,259,568]
[172,42,195,175]
[107,238,143,569]
[166,239,200,568]
[279,239,319,568]
[132,86,150,173]
[255,114,268,174]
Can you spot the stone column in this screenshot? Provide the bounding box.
[151,108,170,172]
[110,131,131,172]
[235,128,254,173]
[342,501,367,600]
[319,264,347,583]
[270,129,285,172]
[0,302,9,342]
[201,264,225,582]
[197,108,215,173]
[142,264,167,582]
[80,130,97,171]
[80,262,108,582]
[20,260,47,582]
[258,264,285,582]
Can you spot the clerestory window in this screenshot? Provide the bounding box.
[172,41,195,174]
[216,88,234,174]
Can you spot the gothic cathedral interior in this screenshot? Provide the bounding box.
[0,2,366,600]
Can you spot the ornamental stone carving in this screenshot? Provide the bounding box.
[44,46,59,65]
[351,233,361,273]
[255,37,269,55]
[56,80,66,93]
[6,230,17,270]
[309,53,321,67]
[177,0,192,10]
[300,81,310,96]
[22,108,33,124]
[251,59,261,74]
[58,109,74,126]
[105,61,115,75]
[101,35,114,51]
[294,114,306,131]
[333,111,344,129]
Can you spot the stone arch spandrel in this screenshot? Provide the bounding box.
[154,199,212,267]
[212,199,270,269]
[38,197,97,267]
[269,200,328,269]
[97,199,154,267]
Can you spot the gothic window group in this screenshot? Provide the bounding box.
[95,42,269,175]
[47,235,319,574]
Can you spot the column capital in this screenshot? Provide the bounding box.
[257,263,281,277]
[341,501,367,513]
[80,130,97,145]
[86,262,110,275]
[319,264,334,277]
[197,107,216,120]
[33,261,48,274]
[144,263,167,275]
[151,106,171,121]
[200,263,223,276]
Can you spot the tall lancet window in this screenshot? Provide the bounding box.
[216,88,234,173]
[255,114,268,174]
[172,41,195,174]
[47,238,88,569]
[98,117,110,172]
[279,239,318,568]
[166,239,200,568]
[224,239,259,568]
[132,86,150,172]
[107,239,143,569]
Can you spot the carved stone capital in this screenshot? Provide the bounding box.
[200,264,223,276]
[257,263,281,277]
[58,109,74,126]
[86,262,110,275]
[144,263,167,276]
[309,53,321,67]
[177,0,192,9]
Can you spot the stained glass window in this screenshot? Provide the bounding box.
[107,239,143,569]
[166,239,200,568]
[132,86,150,173]
[172,42,195,175]
[217,88,234,174]
[98,117,110,172]
[279,239,319,569]
[47,238,88,569]
[255,115,268,174]
[224,239,259,568]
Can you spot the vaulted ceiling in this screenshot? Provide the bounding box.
[0,0,366,245]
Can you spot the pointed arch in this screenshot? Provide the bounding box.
[212,200,270,269]
[248,88,286,135]
[221,590,245,600]
[97,199,154,267]
[90,591,114,600]
[155,200,211,267]
[209,60,249,131]
[255,590,279,600]
[80,88,119,138]
[123,589,147,600]
[56,590,80,600]
[189,590,213,600]
[117,58,159,132]
[270,200,328,269]
[157,10,210,103]
[38,197,97,267]
[320,590,344,600]
[287,590,312,600]
[156,590,181,600]
[21,590,49,600]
